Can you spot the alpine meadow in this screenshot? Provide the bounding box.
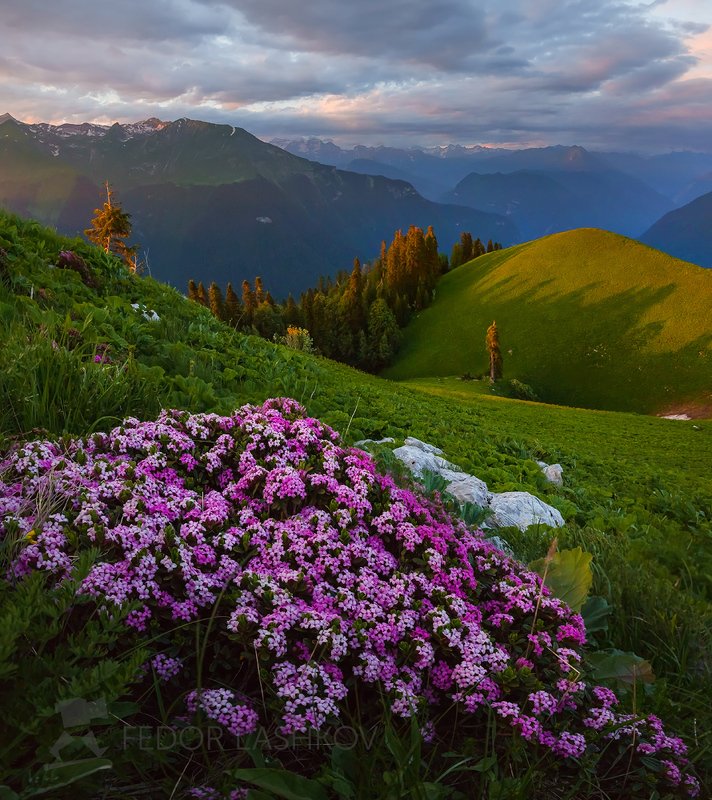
[1,1,712,798]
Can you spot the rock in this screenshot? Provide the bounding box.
[394,439,566,532]
[487,492,565,531]
[392,445,454,479]
[543,464,563,485]
[439,471,491,508]
[403,437,443,455]
[536,459,564,485]
[486,535,515,557]
[354,437,395,447]
[394,442,490,507]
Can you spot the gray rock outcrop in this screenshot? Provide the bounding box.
[487,491,565,530]
[393,438,565,533]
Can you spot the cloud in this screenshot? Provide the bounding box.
[0,0,709,151]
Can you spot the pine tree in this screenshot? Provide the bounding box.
[197,282,209,307]
[187,279,199,302]
[225,282,242,328]
[486,320,503,383]
[84,181,138,270]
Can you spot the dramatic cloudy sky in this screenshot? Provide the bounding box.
[1,0,710,150]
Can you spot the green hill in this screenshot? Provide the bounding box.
[1,211,711,795]
[384,228,712,415]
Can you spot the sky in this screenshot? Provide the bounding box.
[1,0,710,152]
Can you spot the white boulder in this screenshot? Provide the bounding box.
[392,445,456,480]
[487,492,564,531]
[536,460,564,486]
[439,471,491,508]
[393,441,490,507]
[403,437,443,455]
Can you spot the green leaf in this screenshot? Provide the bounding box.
[587,649,655,688]
[422,782,452,799]
[231,768,329,800]
[530,547,593,612]
[24,758,113,796]
[581,595,611,636]
[0,787,20,800]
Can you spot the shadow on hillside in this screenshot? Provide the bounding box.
[401,273,711,414]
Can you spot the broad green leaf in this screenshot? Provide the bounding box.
[581,595,611,636]
[587,649,655,688]
[231,768,329,800]
[530,547,593,612]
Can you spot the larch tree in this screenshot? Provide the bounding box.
[225,282,242,328]
[486,320,503,383]
[208,282,225,321]
[85,181,138,270]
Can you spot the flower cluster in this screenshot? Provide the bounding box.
[0,398,698,797]
[185,688,259,737]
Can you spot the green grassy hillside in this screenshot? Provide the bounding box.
[1,211,711,794]
[384,228,712,414]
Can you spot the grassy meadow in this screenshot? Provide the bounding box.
[1,211,711,797]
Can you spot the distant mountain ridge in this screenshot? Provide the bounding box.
[641,191,712,269]
[273,137,704,239]
[0,114,517,296]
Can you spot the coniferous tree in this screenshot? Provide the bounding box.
[242,280,256,327]
[450,242,464,269]
[187,279,200,302]
[284,294,301,327]
[460,231,474,263]
[208,282,225,321]
[486,320,503,383]
[367,298,401,370]
[85,181,138,270]
[197,282,209,307]
[254,276,265,305]
[342,257,365,334]
[225,282,242,327]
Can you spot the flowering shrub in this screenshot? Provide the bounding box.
[0,398,699,797]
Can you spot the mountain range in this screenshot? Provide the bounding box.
[275,137,712,253]
[0,114,516,296]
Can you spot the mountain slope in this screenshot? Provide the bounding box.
[443,169,673,239]
[0,115,518,295]
[384,229,712,414]
[641,191,712,269]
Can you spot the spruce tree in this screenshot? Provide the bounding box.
[197,282,209,307]
[486,320,503,383]
[187,279,199,302]
[84,181,138,270]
